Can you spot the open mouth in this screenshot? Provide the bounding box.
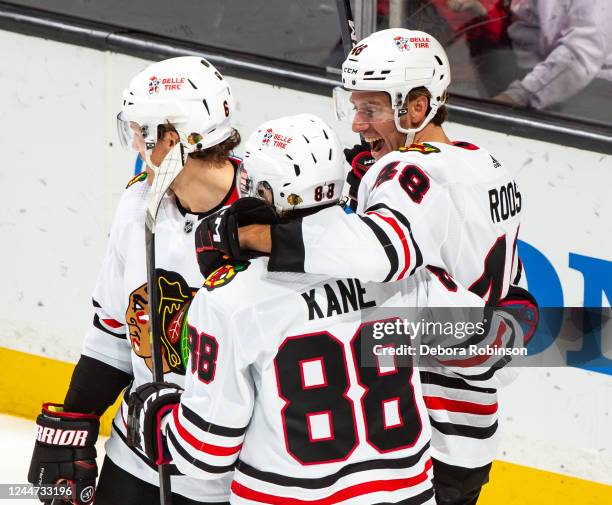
[367,138,385,154]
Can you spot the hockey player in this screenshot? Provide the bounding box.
[197,29,526,505]
[27,56,240,505]
[125,114,527,505]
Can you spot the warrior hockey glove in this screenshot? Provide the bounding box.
[28,404,99,505]
[127,382,183,465]
[344,141,375,211]
[195,197,278,271]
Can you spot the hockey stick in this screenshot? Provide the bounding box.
[145,142,187,505]
[335,0,358,54]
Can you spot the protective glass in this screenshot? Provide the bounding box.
[333,87,396,126]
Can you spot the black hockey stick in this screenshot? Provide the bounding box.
[145,142,187,505]
[335,0,358,54]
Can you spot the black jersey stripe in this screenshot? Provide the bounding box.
[419,371,496,394]
[111,421,182,475]
[93,314,125,338]
[268,218,306,273]
[167,430,235,474]
[366,203,423,275]
[429,417,498,439]
[235,443,430,489]
[374,486,435,505]
[180,403,247,438]
[359,215,399,282]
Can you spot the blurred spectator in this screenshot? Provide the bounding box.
[495,0,612,122]
[378,1,519,96]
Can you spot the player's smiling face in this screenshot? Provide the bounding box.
[350,91,405,160]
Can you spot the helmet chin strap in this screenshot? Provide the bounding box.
[393,104,440,146]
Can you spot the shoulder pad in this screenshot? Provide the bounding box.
[204,261,250,291]
[398,143,440,155]
[125,172,148,188]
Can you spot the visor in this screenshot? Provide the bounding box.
[236,163,275,206]
[116,112,154,153]
[333,87,396,126]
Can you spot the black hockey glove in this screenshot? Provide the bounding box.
[344,141,375,211]
[126,382,183,465]
[195,197,278,274]
[28,404,99,505]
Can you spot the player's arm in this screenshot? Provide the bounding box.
[28,187,136,503]
[264,157,451,282]
[163,293,255,479]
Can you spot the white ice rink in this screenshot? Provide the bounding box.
[0,414,107,504]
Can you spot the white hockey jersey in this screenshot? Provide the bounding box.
[268,141,523,468]
[165,259,522,505]
[81,165,239,502]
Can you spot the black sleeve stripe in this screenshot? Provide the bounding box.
[268,218,305,273]
[111,421,182,475]
[381,487,435,505]
[429,418,498,439]
[93,314,125,339]
[513,258,523,285]
[92,298,101,308]
[181,403,247,438]
[235,442,429,489]
[419,371,496,394]
[359,215,399,282]
[366,203,423,275]
[167,430,236,474]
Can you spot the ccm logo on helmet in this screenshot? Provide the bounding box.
[343,67,358,75]
[36,426,89,446]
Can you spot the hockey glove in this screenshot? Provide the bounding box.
[499,286,539,345]
[126,382,183,465]
[28,404,99,505]
[195,197,278,272]
[344,141,375,211]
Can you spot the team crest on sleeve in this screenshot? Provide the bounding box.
[398,143,440,155]
[204,262,249,291]
[126,171,148,188]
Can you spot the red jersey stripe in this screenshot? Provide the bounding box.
[101,318,123,329]
[367,211,411,281]
[172,406,242,457]
[424,396,498,415]
[231,458,432,504]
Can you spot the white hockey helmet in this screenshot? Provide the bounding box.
[239,114,346,214]
[117,56,234,161]
[334,28,451,144]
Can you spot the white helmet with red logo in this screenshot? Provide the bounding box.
[335,28,450,144]
[117,56,234,157]
[238,114,346,214]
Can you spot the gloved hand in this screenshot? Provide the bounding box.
[344,141,375,211]
[28,403,99,504]
[126,382,183,465]
[194,197,278,272]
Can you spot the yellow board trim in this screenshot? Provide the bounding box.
[1,346,611,502]
[0,346,121,436]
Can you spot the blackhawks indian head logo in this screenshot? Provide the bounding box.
[126,269,197,375]
[262,128,273,146]
[204,262,249,291]
[148,75,160,94]
[393,36,410,51]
